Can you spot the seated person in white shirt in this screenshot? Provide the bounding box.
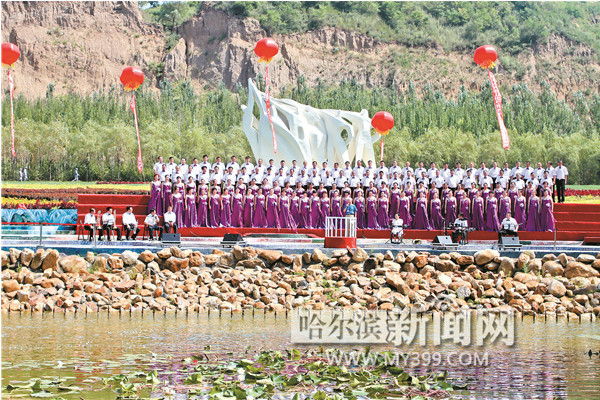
[100,207,121,241]
[163,205,177,234]
[391,214,404,243]
[122,206,140,240]
[144,209,162,240]
[452,212,469,243]
[83,208,98,241]
[499,212,519,241]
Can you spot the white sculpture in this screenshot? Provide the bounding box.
[241,79,380,165]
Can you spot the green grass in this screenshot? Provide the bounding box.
[567,185,600,190]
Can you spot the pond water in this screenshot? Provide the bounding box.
[2,313,599,399]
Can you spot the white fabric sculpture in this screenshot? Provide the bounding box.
[241,79,380,165]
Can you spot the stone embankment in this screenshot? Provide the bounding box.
[2,247,600,318]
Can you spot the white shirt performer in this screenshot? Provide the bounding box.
[122,206,140,240]
[83,208,97,241]
[391,214,404,242]
[163,206,178,234]
[553,161,568,203]
[499,212,519,241]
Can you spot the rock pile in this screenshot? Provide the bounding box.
[2,247,600,319]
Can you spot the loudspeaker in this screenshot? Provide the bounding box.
[433,235,453,245]
[223,233,243,242]
[162,233,180,242]
[500,236,520,246]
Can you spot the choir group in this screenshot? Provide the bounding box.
[148,155,564,232]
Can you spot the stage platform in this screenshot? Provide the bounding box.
[76,194,600,242]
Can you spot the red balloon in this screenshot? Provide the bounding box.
[371,111,395,136]
[2,43,20,67]
[120,66,144,91]
[254,38,279,63]
[473,45,498,69]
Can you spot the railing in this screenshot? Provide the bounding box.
[325,216,357,239]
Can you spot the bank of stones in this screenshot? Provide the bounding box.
[1,247,599,319]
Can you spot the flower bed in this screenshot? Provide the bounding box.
[565,188,600,197]
[1,197,77,209]
[2,187,149,202]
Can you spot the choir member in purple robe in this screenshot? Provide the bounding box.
[208,188,221,228]
[243,189,255,228]
[331,191,343,217]
[309,192,321,229]
[494,183,504,203]
[398,191,412,228]
[279,192,297,229]
[540,190,555,232]
[290,192,300,226]
[149,174,163,215]
[455,185,465,209]
[231,187,244,227]
[445,191,457,223]
[460,196,471,228]
[162,176,173,216]
[468,183,478,203]
[266,189,280,228]
[514,190,527,229]
[172,186,185,227]
[526,193,541,231]
[508,182,518,213]
[499,192,511,222]
[341,192,352,215]
[481,184,490,205]
[412,192,431,230]
[390,183,401,218]
[366,192,379,230]
[196,189,208,227]
[377,193,390,229]
[184,187,197,227]
[404,183,415,215]
[471,192,485,231]
[253,188,267,228]
[485,193,500,232]
[429,192,444,230]
[355,191,366,229]
[319,192,331,229]
[300,192,311,228]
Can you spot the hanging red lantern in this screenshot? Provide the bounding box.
[371,111,395,136]
[254,38,279,63]
[473,45,498,69]
[2,43,20,68]
[120,66,144,91]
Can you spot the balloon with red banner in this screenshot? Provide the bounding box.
[2,42,21,158]
[254,38,279,154]
[120,66,145,173]
[474,45,509,150]
[371,111,395,162]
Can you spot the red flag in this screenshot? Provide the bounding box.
[265,65,277,154]
[8,70,15,157]
[129,93,143,173]
[488,70,510,150]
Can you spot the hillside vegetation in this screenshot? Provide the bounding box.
[147,1,600,58]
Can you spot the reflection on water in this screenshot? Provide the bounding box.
[2,313,599,399]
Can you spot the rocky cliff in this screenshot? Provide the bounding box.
[2,1,599,99]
